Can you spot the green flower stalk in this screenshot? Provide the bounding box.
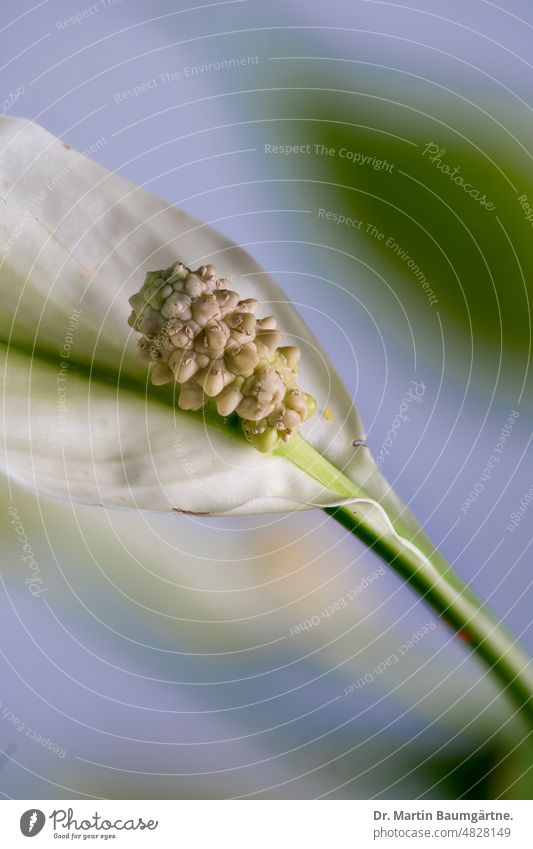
[128,261,316,452]
[131,260,533,725]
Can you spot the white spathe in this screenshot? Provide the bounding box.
[0,116,377,515]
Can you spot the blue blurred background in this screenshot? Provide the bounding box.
[1,0,532,798]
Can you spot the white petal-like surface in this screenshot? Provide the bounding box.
[2,346,360,513]
[0,117,378,514]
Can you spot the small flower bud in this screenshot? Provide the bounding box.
[278,346,300,370]
[171,262,188,281]
[238,298,258,313]
[196,359,233,397]
[169,350,209,383]
[237,396,274,421]
[257,316,277,330]
[141,312,166,337]
[256,329,282,355]
[285,388,308,415]
[191,293,220,325]
[202,321,230,355]
[242,421,280,453]
[151,361,174,385]
[128,292,145,313]
[215,290,240,313]
[178,380,205,411]
[170,327,193,349]
[184,274,204,297]
[224,343,259,375]
[199,263,217,280]
[137,338,154,363]
[161,292,192,320]
[216,377,244,416]
[304,393,316,419]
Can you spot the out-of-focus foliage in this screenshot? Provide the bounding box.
[263,85,532,357]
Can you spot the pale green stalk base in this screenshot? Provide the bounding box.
[276,435,533,724]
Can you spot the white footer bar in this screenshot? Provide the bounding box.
[1,799,530,847]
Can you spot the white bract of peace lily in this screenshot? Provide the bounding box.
[1,117,533,720]
[0,116,401,523]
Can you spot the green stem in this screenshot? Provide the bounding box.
[276,434,533,724]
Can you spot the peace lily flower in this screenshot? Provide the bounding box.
[1,117,532,722]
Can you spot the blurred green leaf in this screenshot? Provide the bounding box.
[274,91,532,354]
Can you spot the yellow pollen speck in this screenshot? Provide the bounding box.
[324,408,333,420]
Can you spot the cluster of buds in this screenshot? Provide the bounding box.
[128,261,316,452]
